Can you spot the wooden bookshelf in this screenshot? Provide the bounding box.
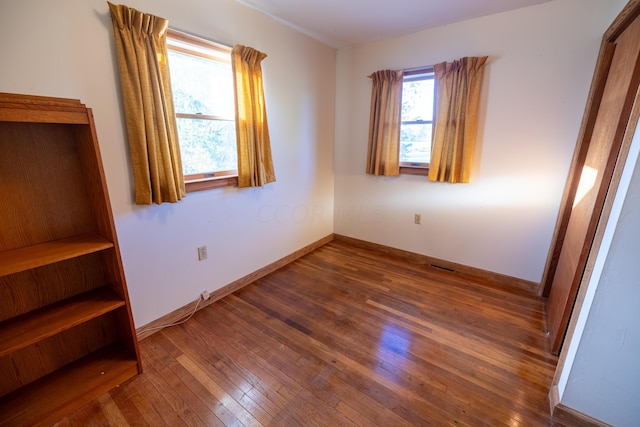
[0,93,141,425]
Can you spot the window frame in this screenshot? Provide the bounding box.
[166,29,238,192]
[399,67,435,176]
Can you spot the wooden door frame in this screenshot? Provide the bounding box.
[550,77,640,427]
[540,0,640,298]
[547,0,640,423]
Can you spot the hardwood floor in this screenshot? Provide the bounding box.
[55,239,558,426]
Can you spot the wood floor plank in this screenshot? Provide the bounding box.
[96,393,130,427]
[220,293,475,426]
[176,306,339,426]
[312,364,416,427]
[165,323,286,425]
[152,335,243,427]
[141,336,224,426]
[105,381,151,427]
[204,300,360,426]
[245,272,533,425]
[249,264,552,423]
[125,384,165,425]
[59,239,558,426]
[176,354,263,427]
[64,399,110,427]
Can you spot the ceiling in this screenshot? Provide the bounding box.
[234,0,553,48]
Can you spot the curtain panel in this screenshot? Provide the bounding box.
[231,45,275,188]
[366,69,404,176]
[108,2,185,204]
[429,56,488,183]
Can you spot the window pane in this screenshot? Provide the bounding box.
[401,79,434,121]
[176,118,237,175]
[400,123,431,163]
[168,50,234,117]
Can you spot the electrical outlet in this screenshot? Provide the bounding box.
[200,290,210,301]
[414,213,421,224]
[197,245,207,261]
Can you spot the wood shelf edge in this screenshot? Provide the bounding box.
[0,287,126,357]
[0,234,114,277]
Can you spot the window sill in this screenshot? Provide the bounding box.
[400,164,429,176]
[185,175,238,193]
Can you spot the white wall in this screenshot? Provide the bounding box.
[334,0,616,283]
[0,0,336,327]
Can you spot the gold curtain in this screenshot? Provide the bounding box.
[108,2,185,204]
[231,45,275,188]
[366,70,404,176]
[429,56,488,183]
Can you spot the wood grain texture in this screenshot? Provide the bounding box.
[63,239,559,426]
[604,0,640,41]
[0,312,121,396]
[539,39,616,297]
[0,122,99,251]
[0,93,89,125]
[547,4,640,419]
[0,344,139,427]
[540,1,640,299]
[0,287,125,357]
[0,234,113,277]
[545,12,640,354]
[0,92,141,425]
[185,175,239,192]
[0,252,108,322]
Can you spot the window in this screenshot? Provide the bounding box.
[400,68,435,176]
[167,29,237,191]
